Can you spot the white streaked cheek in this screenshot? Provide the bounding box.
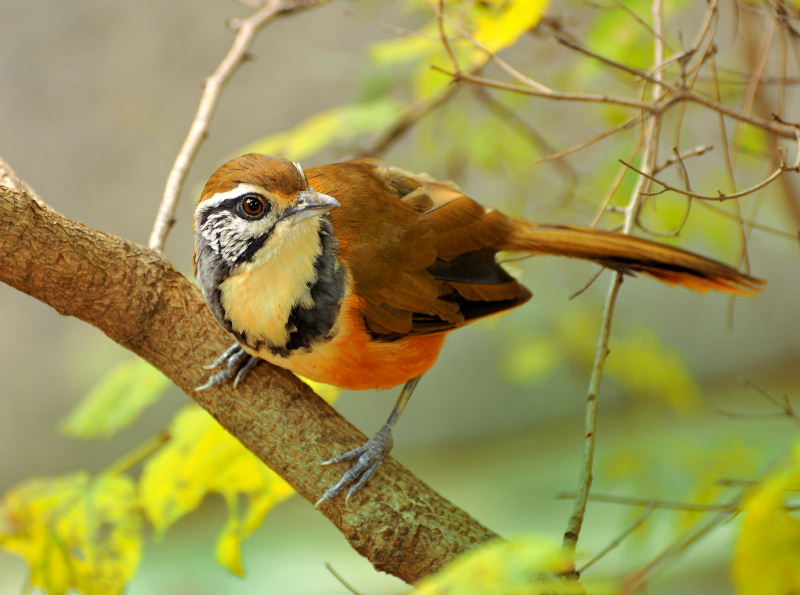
[199,211,277,264]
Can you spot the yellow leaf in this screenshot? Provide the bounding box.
[0,473,141,595]
[473,0,550,53]
[215,487,282,577]
[299,376,340,404]
[139,405,294,575]
[734,443,800,595]
[413,537,582,595]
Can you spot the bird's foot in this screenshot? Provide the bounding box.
[196,343,261,390]
[315,424,394,507]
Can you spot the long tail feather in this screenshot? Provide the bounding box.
[504,222,765,296]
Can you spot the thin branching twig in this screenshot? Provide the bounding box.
[563,0,668,566]
[579,503,655,573]
[324,562,362,595]
[620,132,800,202]
[147,0,331,252]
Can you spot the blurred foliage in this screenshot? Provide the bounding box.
[413,537,586,595]
[0,473,141,595]
[139,405,294,576]
[734,442,800,595]
[503,305,702,412]
[244,98,401,161]
[61,358,169,440]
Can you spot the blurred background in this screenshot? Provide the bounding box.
[1,1,799,593]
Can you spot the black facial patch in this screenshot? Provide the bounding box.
[234,232,271,266]
[272,219,346,357]
[196,197,241,228]
[195,240,234,332]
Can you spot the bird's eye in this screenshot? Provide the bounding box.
[239,194,267,218]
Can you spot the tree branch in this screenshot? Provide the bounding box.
[0,183,498,584]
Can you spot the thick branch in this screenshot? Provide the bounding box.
[0,185,497,584]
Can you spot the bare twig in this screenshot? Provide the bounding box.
[344,9,439,41]
[711,51,751,278]
[557,492,748,512]
[324,562,362,595]
[579,503,655,573]
[556,36,674,92]
[431,66,658,112]
[147,0,331,252]
[563,0,668,565]
[438,8,798,143]
[718,382,800,424]
[619,135,800,201]
[568,267,607,300]
[473,87,578,194]
[696,200,798,241]
[652,145,714,174]
[358,83,464,158]
[590,139,644,227]
[555,30,798,141]
[431,67,658,111]
[687,0,719,60]
[435,0,461,77]
[441,0,795,145]
[621,510,736,594]
[716,478,759,487]
[537,115,642,165]
[611,0,675,53]
[562,275,625,563]
[102,431,171,476]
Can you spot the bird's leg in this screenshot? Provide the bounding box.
[196,343,261,390]
[315,376,422,507]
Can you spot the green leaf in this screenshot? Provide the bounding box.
[62,358,170,439]
[413,536,582,595]
[243,98,401,161]
[734,442,800,594]
[0,473,142,595]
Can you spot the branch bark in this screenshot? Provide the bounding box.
[0,183,498,584]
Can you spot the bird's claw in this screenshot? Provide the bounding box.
[196,343,260,390]
[315,425,393,507]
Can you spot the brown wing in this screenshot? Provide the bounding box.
[305,161,532,340]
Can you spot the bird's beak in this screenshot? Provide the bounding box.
[282,190,340,221]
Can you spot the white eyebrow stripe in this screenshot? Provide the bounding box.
[293,161,308,186]
[195,183,266,215]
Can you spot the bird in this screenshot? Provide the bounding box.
[193,153,764,506]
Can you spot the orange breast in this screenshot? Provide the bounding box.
[252,294,447,390]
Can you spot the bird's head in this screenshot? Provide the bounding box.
[194,153,339,267]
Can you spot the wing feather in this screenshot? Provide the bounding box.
[306,162,530,339]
